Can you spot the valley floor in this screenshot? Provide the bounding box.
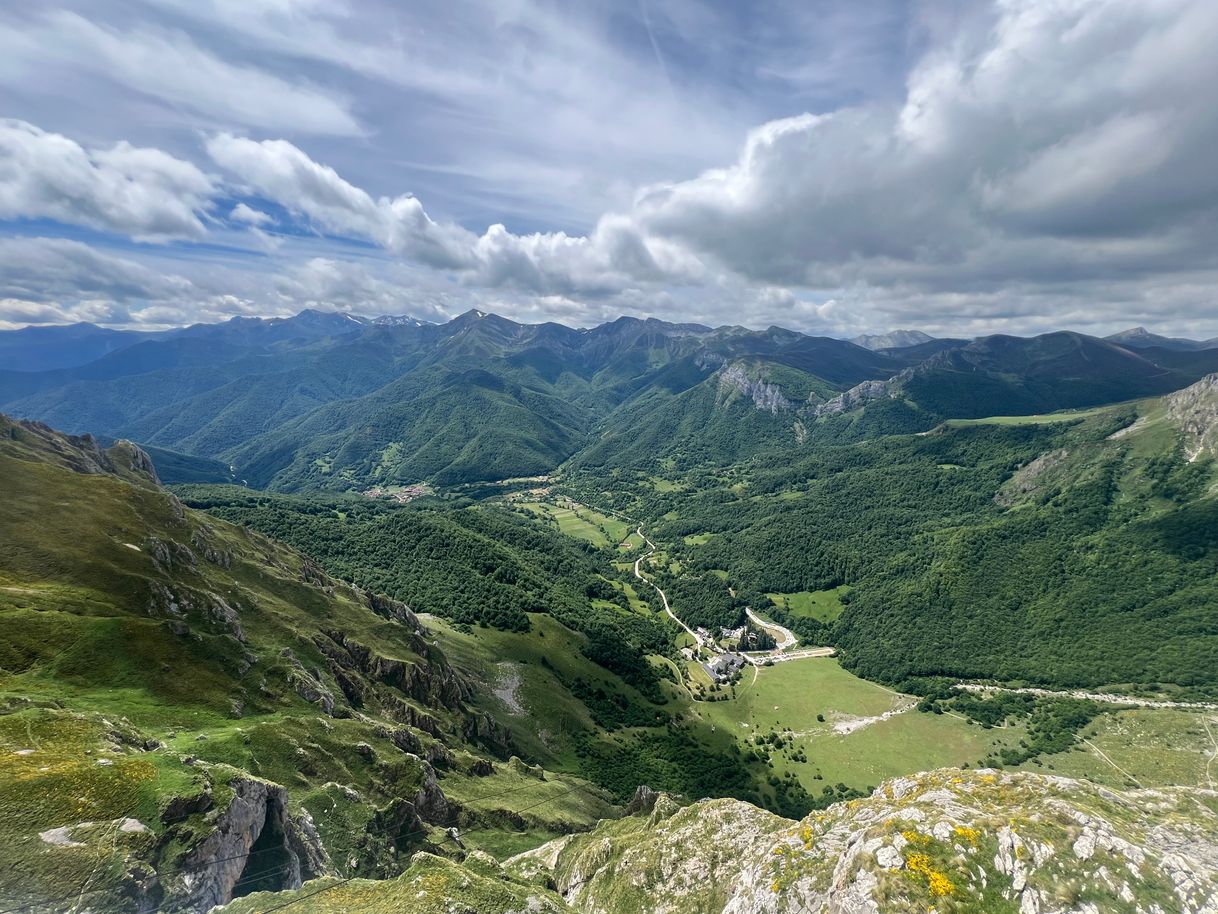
[551,494,1218,802]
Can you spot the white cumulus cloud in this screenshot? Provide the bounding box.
[206,134,477,269]
[0,124,214,240]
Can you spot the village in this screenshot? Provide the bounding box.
[362,483,432,503]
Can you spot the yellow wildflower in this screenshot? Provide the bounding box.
[953,826,980,845]
[928,872,955,896]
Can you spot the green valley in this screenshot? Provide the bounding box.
[3,311,1218,913]
[8,1,1218,908]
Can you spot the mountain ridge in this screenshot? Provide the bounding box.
[0,412,634,912]
[6,311,1218,489]
[220,768,1218,914]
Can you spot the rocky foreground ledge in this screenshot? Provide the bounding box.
[223,768,1218,914]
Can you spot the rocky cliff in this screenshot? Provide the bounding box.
[222,768,1218,913]
[717,363,795,414]
[1166,372,1218,460]
[510,767,1218,913]
[538,768,1218,914]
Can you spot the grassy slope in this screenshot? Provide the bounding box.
[1025,707,1218,790]
[514,501,630,548]
[694,660,1017,794]
[765,587,849,623]
[0,419,617,911]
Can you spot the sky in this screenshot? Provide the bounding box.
[1,0,1217,338]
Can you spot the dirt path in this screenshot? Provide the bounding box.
[1082,737,1145,788]
[1203,716,1218,791]
[955,683,1218,712]
[758,646,836,662]
[0,584,47,595]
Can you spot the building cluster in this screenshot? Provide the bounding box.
[704,652,746,683]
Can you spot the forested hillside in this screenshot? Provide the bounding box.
[581,395,1218,694]
[3,414,829,913]
[7,310,1218,490]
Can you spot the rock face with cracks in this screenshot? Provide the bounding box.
[1166,371,1218,459]
[217,769,1218,913]
[173,776,304,911]
[510,768,1218,914]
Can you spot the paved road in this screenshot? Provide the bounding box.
[744,607,797,650]
[628,518,839,665]
[631,523,714,652]
[576,501,835,667]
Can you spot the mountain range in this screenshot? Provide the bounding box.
[4,311,1218,913]
[4,372,1218,913]
[4,310,1218,490]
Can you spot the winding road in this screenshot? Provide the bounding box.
[628,518,834,666]
[559,495,835,668]
[744,607,797,650]
[631,523,713,652]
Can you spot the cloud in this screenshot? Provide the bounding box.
[0,120,214,240]
[205,133,716,296]
[270,257,455,322]
[200,0,1218,318]
[0,237,194,303]
[207,134,477,269]
[624,0,1218,295]
[134,0,764,226]
[230,203,272,226]
[0,235,466,330]
[0,297,119,330]
[1,10,361,136]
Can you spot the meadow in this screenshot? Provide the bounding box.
[694,659,1019,794]
[515,501,631,547]
[1023,707,1218,790]
[765,587,849,624]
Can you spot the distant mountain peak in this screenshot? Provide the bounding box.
[289,308,368,324]
[1106,326,1165,346]
[851,329,934,351]
[451,308,514,326]
[1105,326,1214,351]
[371,314,430,327]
